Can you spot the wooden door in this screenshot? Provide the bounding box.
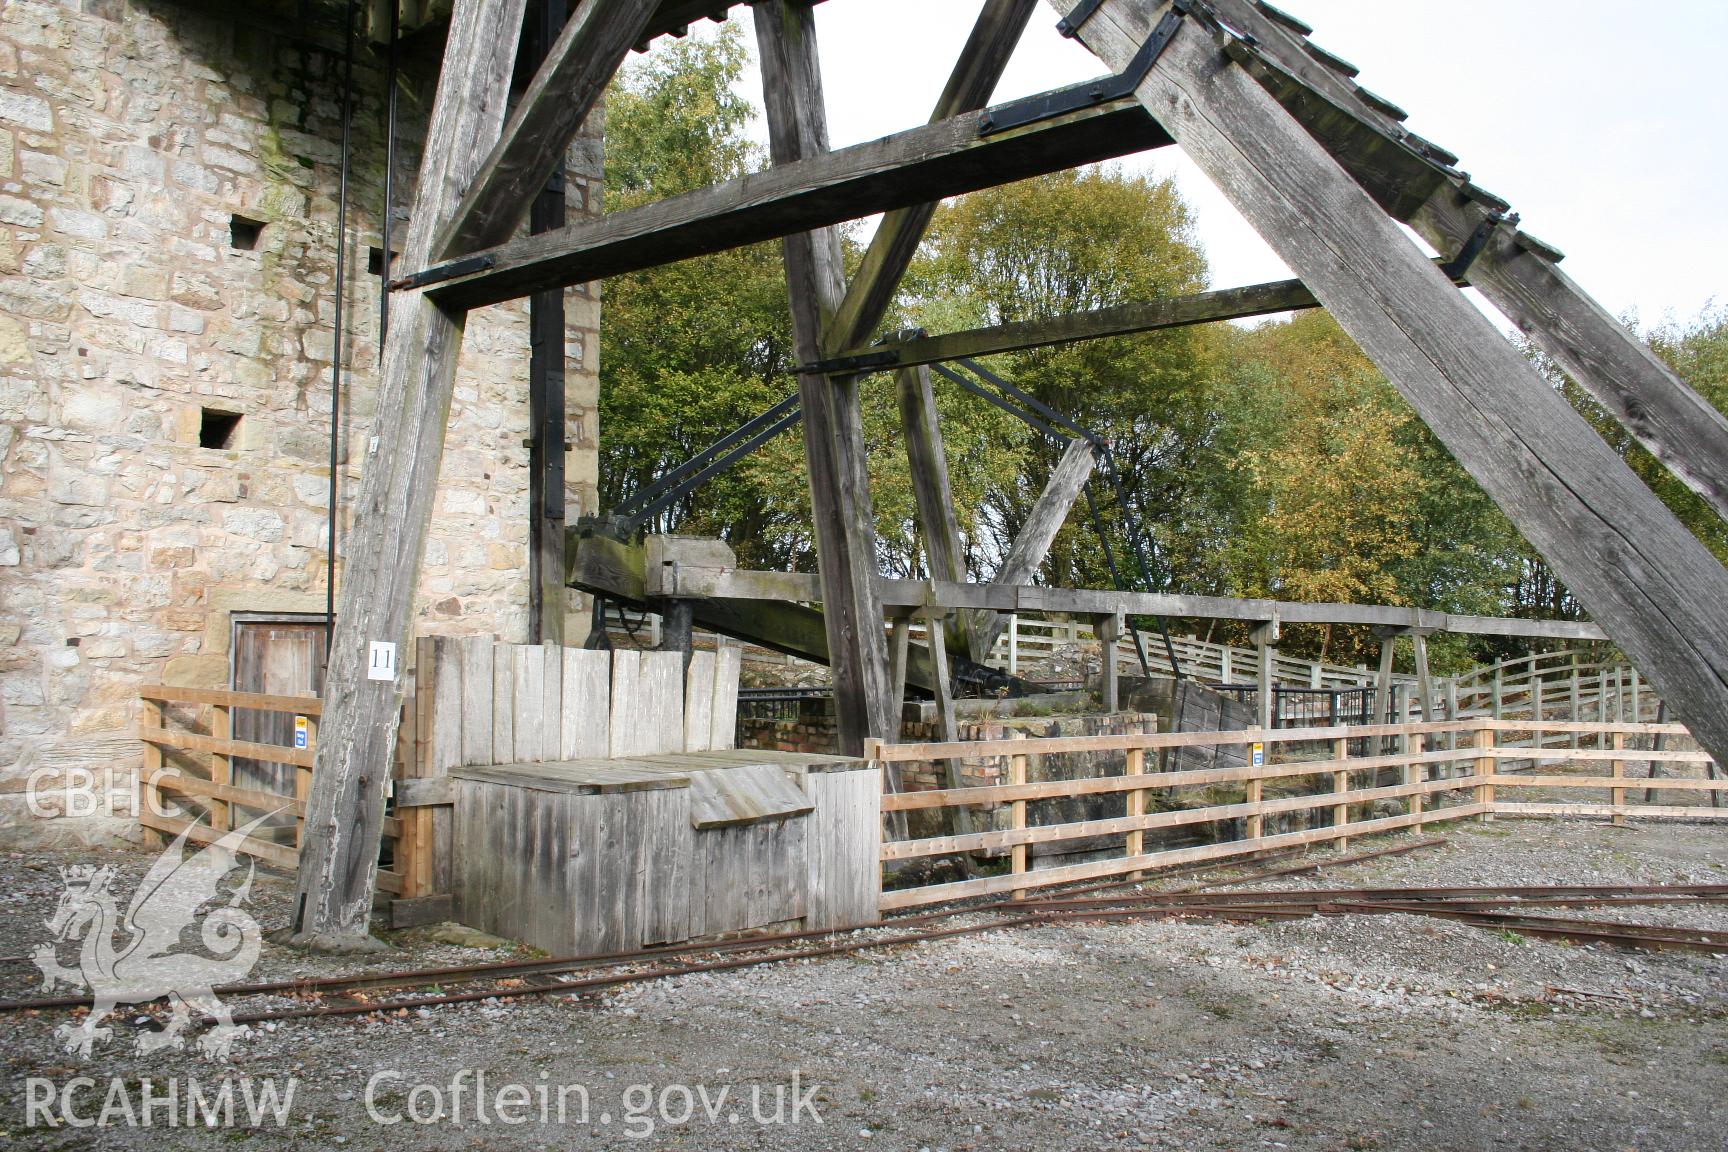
[231,617,326,835]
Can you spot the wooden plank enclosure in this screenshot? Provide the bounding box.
[451,749,878,954]
[138,638,745,924]
[869,718,1726,910]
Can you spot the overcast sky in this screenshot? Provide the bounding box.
[696,0,1724,330]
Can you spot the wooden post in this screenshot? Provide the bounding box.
[922,607,975,846]
[888,613,912,713]
[1252,619,1277,732]
[1332,736,1349,853]
[1007,614,1019,676]
[290,0,531,951]
[1412,632,1434,723]
[139,695,165,849]
[1407,728,1425,823]
[1373,630,1396,752]
[1054,0,1728,772]
[1010,729,1029,899]
[1218,646,1232,684]
[1611,729,1627,826]
[1492,665,1504,721]
[756,1,894,754]
[1444,677,1459,754]
[1244,766,1263,844]
[524,0,570,648]
[1570,654,1582,749]
[1629,666,1641,723]
[897,364,977,658]
[1599,668,1612,746]
[1125,745,1146,879]
[1475,726,1496,820]
[209,702,232,834]
[1097,612,1121,713]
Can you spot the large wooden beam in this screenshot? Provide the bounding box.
[416,96,1172,309]
[290,0,529,951]
[436,0,658,259]
[874,277,1317,368]
[525,0,571,646]
[755,0,894,753]
[897,365,978,659]
[1204,0,1728,523]
[851,262,1466,370]
[822,0,1037,351]
[974,438,1096,655]
[1052,0,1728,762]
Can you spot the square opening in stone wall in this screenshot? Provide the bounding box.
[199,408,243,450]
[367,247,400,276]
[229,215,265,251]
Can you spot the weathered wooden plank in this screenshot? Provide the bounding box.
[139,684,323,715]
[424,97,1172,309]
[460,636,495,766]
[804,768,880,929]
[291,0,528,949]
[1057,0,1728,766]
[709,643,740,751]
[561,646,610,759]
[436,0,660,257]
[607,649,640,759]
[756,0,896,755]
[513,644,545,763]
[492,644,516,766]
[822,0,1037,351]
[639,650,686,756]
[638,786,693,946]
[683,649,717,753]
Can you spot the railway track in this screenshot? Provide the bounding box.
[3,836,1721,1033]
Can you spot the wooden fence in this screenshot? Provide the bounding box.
[867,718,1727,910]
[136,685,407,896]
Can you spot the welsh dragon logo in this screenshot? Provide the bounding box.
[32,818,269,1060]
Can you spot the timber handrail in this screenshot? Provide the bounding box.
[874,716,1722,911]
[135,684,405,896]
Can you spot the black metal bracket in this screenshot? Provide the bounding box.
[983,2,1188,136]
[799,349,902,376]
[1055,0,1109,38]
[387,252,495,292]
[1439,211,1510,282]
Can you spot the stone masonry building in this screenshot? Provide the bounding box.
[0,0,602,844]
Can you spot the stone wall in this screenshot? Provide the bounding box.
[0,1,601,844]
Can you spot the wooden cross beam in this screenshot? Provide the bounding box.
[1050,0,1728,766]
[972,437,1097,656]
[413,96,1172,309]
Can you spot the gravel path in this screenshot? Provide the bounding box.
[0,820,1723,1150]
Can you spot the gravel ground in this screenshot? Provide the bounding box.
[0,819,1723,1150]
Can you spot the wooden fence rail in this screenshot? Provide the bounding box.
[867,718,1726,910]
[137,685,407,896]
